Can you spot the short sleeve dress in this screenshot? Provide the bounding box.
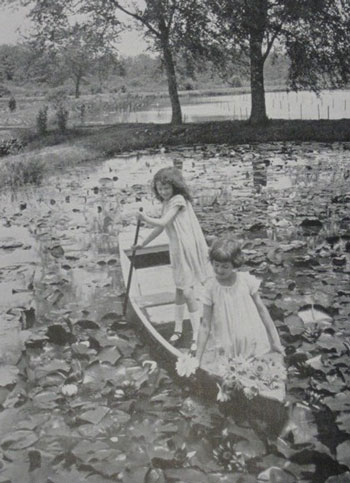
[200,272,272,371]
[162,194,211,290]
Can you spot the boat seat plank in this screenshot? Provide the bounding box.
[136,266,174,295]
[134,291,174,308]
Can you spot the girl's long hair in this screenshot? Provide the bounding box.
[152,167,192,202]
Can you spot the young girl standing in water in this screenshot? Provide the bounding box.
[134,167,210,352]
[196,236,283,371]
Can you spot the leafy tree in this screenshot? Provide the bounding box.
[75,0,203,124]
[0,44,31,82]
[207,0,350,124]
[91,51,121,91]
[122,54,162,88]
[0,45,17,81]
[6,0,209,124]
[29,14,119,97]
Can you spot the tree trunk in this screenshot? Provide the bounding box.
[248,0,268,124]
[249,33,267,124]
[162,43,182,125]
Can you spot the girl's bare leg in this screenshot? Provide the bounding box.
[183,286,200,353]
[170,289,186,343]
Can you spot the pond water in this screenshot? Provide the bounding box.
[113,89,350,123]
[0,142,350,482]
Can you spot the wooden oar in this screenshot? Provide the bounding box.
[122,208,143,316]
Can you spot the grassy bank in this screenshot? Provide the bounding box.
[24,118,350,154]
[1,118,350,190]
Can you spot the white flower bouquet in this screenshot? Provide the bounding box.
[217,354,287,402]
[176,353,199,378]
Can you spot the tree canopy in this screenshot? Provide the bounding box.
[206,0,350,122]
[2,0,350,123]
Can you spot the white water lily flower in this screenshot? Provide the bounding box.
[142,360,158,373]
[61,384,78,396]
[243,386,259,400]
[220,354,286,400]
[216,383,230,402]
[176,354,199,377]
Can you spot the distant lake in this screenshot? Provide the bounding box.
[114,88,350,123]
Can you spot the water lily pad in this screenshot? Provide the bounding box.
[1,430,38,450]
[165,468,210,483]
[336,441,350,467]
[96,347,121,365]
[32,390,61,409]
[258,467,296,482]
[317,333,346,352]
[35,360,70,378]
[298,304,333,325]
[144,468,166,483]
[0,365,18,387]
[49,245,64,258]
[235,435,265,459]
[72,440,111,461]
[280,403,318,444]
[75,319,100,330]
[79,406,110,424]
[46,324,75,345]
[47,466,91,483]
[336,412,350,433]
[323,392,350,412]
[285,314,305,335]
[326,472,350,483]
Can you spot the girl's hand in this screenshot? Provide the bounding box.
[131,243,143,251]
[136,211,146,222]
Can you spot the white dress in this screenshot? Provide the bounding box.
[200,272,271,371]
[162,194,210,289]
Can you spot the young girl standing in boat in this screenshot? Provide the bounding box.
[133,167,210,352]
[196,236,283,372]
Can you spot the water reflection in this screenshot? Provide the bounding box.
[252,159,268,193]
[110,88,350,123]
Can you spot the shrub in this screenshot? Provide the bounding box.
[56,105,69,132]
[46,88,70,132]
[78,103,86,124]
[0,156,44,189]
[0,138,23,157]
[0,84,11,97]
[8,96,16,112]
[229,76,243,88]
[90,85,103,94]
[36,106,49,135]
[184,81,195,91]
[47,88,69,109]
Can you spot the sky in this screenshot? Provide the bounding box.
[0,5,148,57]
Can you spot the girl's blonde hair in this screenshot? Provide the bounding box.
[152,167,192,202]
[209,236,244,268]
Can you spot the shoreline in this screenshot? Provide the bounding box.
[20,118,350,153]
[1,118,350,190]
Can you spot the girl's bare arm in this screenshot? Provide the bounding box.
[139,205,181,228]
[252,292,284,353]
[196,304,213,364]
[136,226,164,248]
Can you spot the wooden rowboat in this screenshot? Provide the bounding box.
[119,228,188,358]
[118,228,287,415]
